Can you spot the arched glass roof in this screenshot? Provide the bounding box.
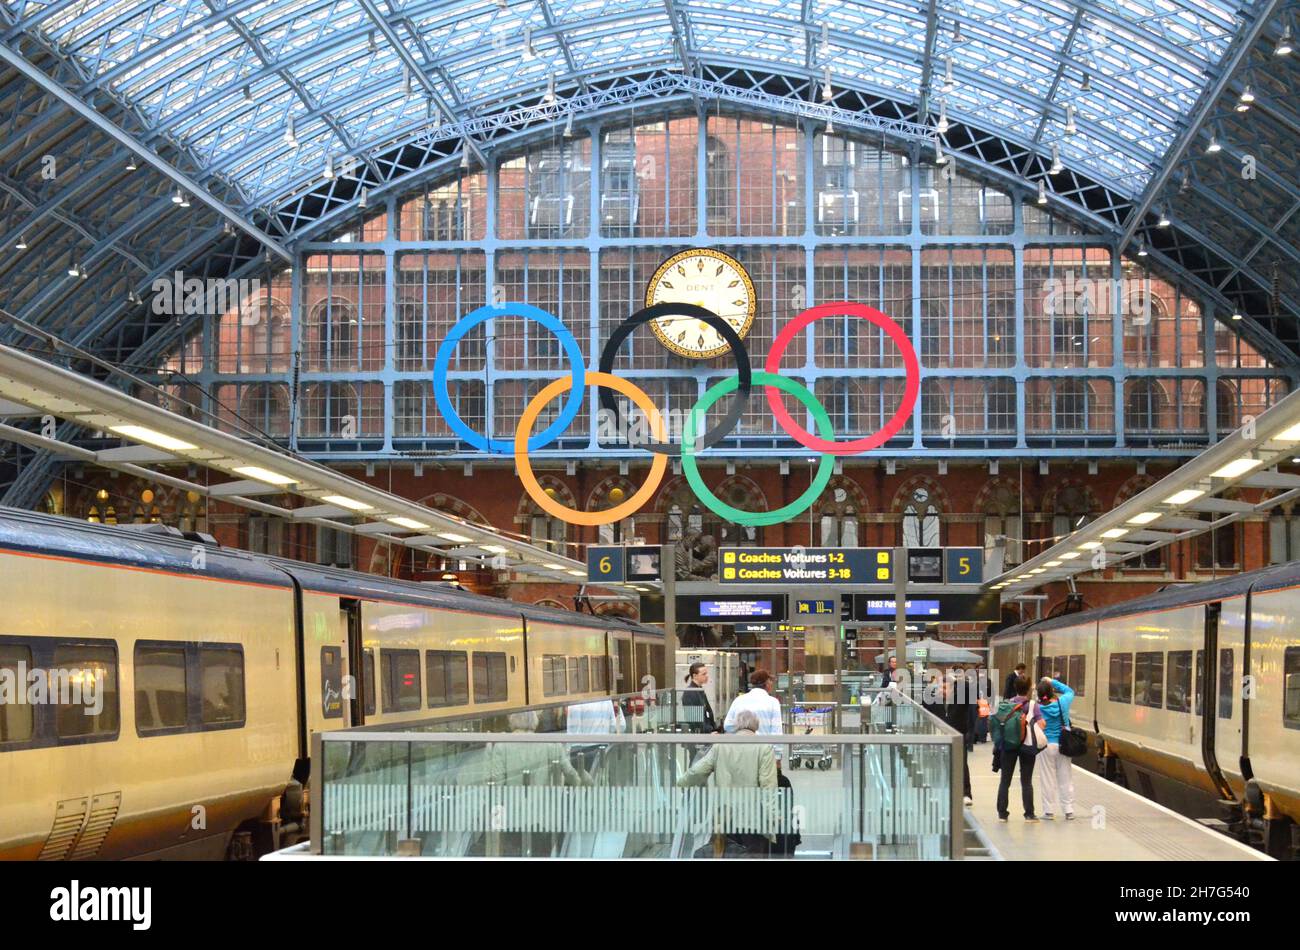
[10,0,1247,206]
[0,0,1297,371]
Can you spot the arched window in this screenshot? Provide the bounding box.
[818,481,866,547]
[309,296,358,370]
[1051,485,1095,541]
[1216,379,1239,434]
[530,512,567,555]
[982,482,1022,567]
[900,484,942,547]
[238,383,291,438]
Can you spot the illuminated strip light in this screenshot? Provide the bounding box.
[1100,528,1129,539]
[1058,551,1081,560]
[1126,511,1160,525]
[110,425,196,452]
[321,494,374,511]
[1078,541,1102,550]
[1164,488,1205,505]
[233,465,298,486]
[1273,422,1300,442]
[387,517,430,531]
[438,532,473,543]
[1210,458,1262,479]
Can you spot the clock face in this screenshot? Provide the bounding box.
[912,488,930,505]
[644,249,757,360]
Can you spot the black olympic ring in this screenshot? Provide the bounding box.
[597,302,752,457]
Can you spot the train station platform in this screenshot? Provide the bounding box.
[964,749,1270,862]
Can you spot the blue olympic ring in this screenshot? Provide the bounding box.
[433,303,586,454]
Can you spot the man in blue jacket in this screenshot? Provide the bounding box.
[1036,677,1076,820]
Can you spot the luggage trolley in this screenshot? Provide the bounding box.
[786,702,837,770]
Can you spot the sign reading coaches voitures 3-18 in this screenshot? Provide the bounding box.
[719,547,894,584]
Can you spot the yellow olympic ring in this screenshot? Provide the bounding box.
[515,372,668,527]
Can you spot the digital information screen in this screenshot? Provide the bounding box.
[700,599,773,618]
[906,548,944,583]
[675,595,789,624]
[864,598,942,618]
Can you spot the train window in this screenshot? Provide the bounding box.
[0,644,34,743]
[320,647,344,719]
[199,646,245,727]
[1134,652,1164,708]
[1218,649,1234,719]
[363,649,376,717]
[472,652,508,704]
[426,651,469,707]
[542,655,567,697]
[1036,656,1052,681]
[1067,656,1086,697]
[1166,651,1193,713]
[53,644,120,740]
[590,656,609,692]
[1195,650,1205,716]
[1108,653,1132,703]
[573,656,591,693]
[381,649,422,713]
[134,644,188,733]
[1284,647,1300,729]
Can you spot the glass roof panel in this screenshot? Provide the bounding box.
[11,0,1260,210]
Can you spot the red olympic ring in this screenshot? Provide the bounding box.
[764,302,920,455]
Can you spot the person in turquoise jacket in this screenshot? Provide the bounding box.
[1035,677,1076,820]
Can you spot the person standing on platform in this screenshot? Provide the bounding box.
[881,655,899,687]
[676,709,778,856]
[990,675,1044,823]
[924,670,977,806]
[681,661,719,733]
[724,669,784,767]
[1035,676,1076,820]
[1003,663,1027,701]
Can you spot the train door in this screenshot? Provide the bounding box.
[341,598,363,728]
[1213,595,1248,793]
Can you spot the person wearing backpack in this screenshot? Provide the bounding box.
[1035,677,1076,820]
[989,675,1045,822]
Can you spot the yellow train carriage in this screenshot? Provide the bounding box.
[0,517,299,860]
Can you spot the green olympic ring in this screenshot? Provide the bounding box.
[681,372,835,527]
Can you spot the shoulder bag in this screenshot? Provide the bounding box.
[1057,705,1088,757]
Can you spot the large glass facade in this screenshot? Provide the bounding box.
[152,113,1291,458]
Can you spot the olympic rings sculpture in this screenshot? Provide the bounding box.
[432,300,920,527]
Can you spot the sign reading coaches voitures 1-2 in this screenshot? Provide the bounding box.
[719,547,894,584]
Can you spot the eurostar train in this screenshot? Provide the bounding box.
[990,562,1300,858]
[0,506,664,860]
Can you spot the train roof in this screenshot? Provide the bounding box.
[992,558,1300,639]
[0,504,291,588]
[274,557,659,635]
[0,505,659,637]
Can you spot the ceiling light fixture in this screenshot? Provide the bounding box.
[233,466,298,486]
[936,101,949,134]
[15,234,26,250]
[1050,145,1062,174]
[1064,104,1077,135]
[1080,72,1091,92]
[943,55,955,91]
[563,111,574,137]
[1037,180,1047,204]
[320,494,374,511]
[387,517,431,531]
[1232,311,1243,321]
[109,425,197,451]
[1211,457,1262,479]
[1127,511,1161,525]
[1273,422,1300,442]
[1157,206,1170,227]
[934,138,947,164]
[1164,488,1205,505]
[544,563,564,570]
[323,156,334,179]
[524,26,534,59]
[1137,241,1148,257]
[483,545,508,554]
[1058,551,1081,560]
[358,186,368,209]
[438,532,473,543]
[171,189,184,204]
[1206,135,1222,153]
[1078,541,1102,550]
[1100,528,1129,539]
[543,74,556,104]
[242,84,253,102]
[284,117,296,147]
[125,155,138,171]
[1277,25,1293,56]
[67,263,81,277]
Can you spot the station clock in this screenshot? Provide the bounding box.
[644,248,757,360]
